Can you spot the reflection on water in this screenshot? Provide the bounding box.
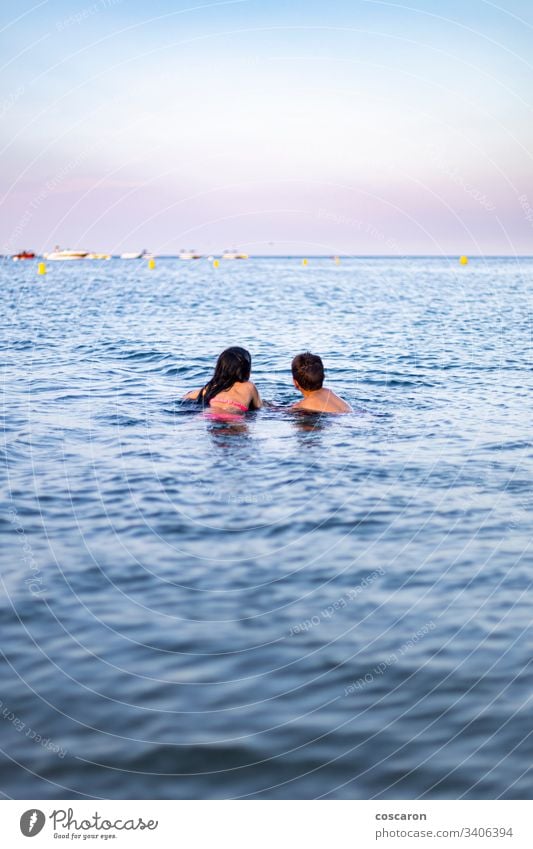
[205,415,251,446]
[1,257,532,800]
[290,410,334,437]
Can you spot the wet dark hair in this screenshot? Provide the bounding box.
[292,352,325,391]
[198,347,252,405]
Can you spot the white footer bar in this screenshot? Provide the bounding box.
[2,799,532,848]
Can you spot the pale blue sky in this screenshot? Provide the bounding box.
[1,0,533,254]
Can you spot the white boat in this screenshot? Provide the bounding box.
[179,249,202,260]
[44,248,88,261]
[222,249,248,260]
[120,250,149,260]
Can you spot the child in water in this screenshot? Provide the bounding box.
[184,346,262,413]
[291,352,351,414]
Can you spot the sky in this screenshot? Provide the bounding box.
[1,0,533,255]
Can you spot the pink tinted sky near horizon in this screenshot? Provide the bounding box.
[1,0,533,255]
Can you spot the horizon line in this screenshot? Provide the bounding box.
[152,253,533,259]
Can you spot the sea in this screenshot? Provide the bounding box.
[1,256,532,799]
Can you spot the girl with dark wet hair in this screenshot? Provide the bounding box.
[184,347,261,413]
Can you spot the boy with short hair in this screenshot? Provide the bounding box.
[291,352,351,413]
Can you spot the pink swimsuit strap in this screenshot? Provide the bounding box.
[209,397,249,412]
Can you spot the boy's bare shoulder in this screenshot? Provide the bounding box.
[331,391,352,413]
[292,389,351,414]
[291,397,325,413]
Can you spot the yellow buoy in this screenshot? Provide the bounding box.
[148,257,156,269]
[334,256,340,265]
[302,258,308,267]
[213,259,219,268]
[38,262,47,275]
[459,255,469,265]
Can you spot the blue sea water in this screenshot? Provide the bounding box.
[1,256,532,799]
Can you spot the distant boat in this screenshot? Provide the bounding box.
[44,248,88,261]
[12,250,36,261]
[120,250,150,260]
[222,249,248,260]
[87,253,111,260]
[179,249,202,260]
